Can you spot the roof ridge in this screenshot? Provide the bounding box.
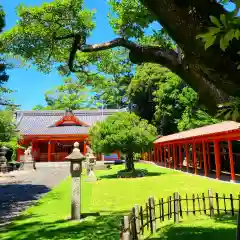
[15,109,125,116]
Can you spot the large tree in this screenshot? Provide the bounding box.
[1,0,239,115]
[89,112,157,171]
[129,63,219,135]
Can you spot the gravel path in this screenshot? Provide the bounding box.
[0,162,70,225]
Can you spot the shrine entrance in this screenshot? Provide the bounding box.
[36,140,85,162]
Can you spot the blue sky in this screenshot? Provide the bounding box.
[2,0,116,110]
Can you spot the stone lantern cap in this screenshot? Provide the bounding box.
[65,142,85,161]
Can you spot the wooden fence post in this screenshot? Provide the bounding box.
[236,195,240,240]
[134,205,140,240]
[122,215,131,240]
[208,189,214,217]
[174,192,179,223]
[148,196,156,233]
[140,206,144,235]
[130,210,137,240]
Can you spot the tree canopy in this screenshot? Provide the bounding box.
[89,112,157,171]
[129,63,220,134]
[2,0,240,115]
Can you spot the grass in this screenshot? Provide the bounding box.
[0,163,239,240]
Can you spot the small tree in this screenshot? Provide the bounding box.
[89,112,157,171]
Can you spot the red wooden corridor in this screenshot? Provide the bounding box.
[152,121,240,182]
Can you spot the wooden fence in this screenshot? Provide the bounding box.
[121,189,240,240]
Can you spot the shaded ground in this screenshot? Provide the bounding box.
[0,162,70,225]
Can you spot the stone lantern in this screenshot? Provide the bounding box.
[86,150,97,182]
[65,142,85,220]
[0,146,9,167]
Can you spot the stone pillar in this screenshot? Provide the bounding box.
[65,142,85,220]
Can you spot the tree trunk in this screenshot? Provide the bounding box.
[125,153,134,171]
[141,0,240,100]
[64,0,238,115]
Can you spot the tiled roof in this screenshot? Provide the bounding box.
[154,121,240,144]
[16,109,125,136]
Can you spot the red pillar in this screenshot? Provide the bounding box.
[155,145,158,162]
[228,140,235,182]
[167,145,171,168]
[214,140,221,180]
[202,141,208,176]
[179,144,183,169]
[117,151,121,160]
[83,141,87,155]
[199,143,202,169]
[207,142,211,170]
[164,146,167,167]
[159,145,163,164]
[48,141,51,162]
[185,143,189,171]
[173,144,177,169]
[193,142,197,174]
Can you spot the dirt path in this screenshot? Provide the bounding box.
[0,162,70,225]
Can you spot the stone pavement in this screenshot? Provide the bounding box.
[0,162,70,225]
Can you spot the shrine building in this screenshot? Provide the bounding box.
[153,121,240,182]
[15,109,124,162]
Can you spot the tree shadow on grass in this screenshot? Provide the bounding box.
[148,225,236,240]
[99,170,165,179]
[147,214,237,240]
[0,212,124,240]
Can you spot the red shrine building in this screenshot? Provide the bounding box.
[15,109,123,162]
[153,121,240,182]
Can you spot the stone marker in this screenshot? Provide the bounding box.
[65,142,85,220]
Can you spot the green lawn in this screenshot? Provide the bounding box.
[0,163,239,240]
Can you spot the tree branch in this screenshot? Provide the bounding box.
[80,37,181,71]
[54,33,75,40]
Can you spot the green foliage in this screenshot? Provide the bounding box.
[1,0,95,72]
[129,63,218,134]
[196,1,240,121]
[197,1,240,61]
[91,49,133,109]
[108,0,156,38]
[0,110,22,161]
[89,112,157,155]
[216,97,240,121]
